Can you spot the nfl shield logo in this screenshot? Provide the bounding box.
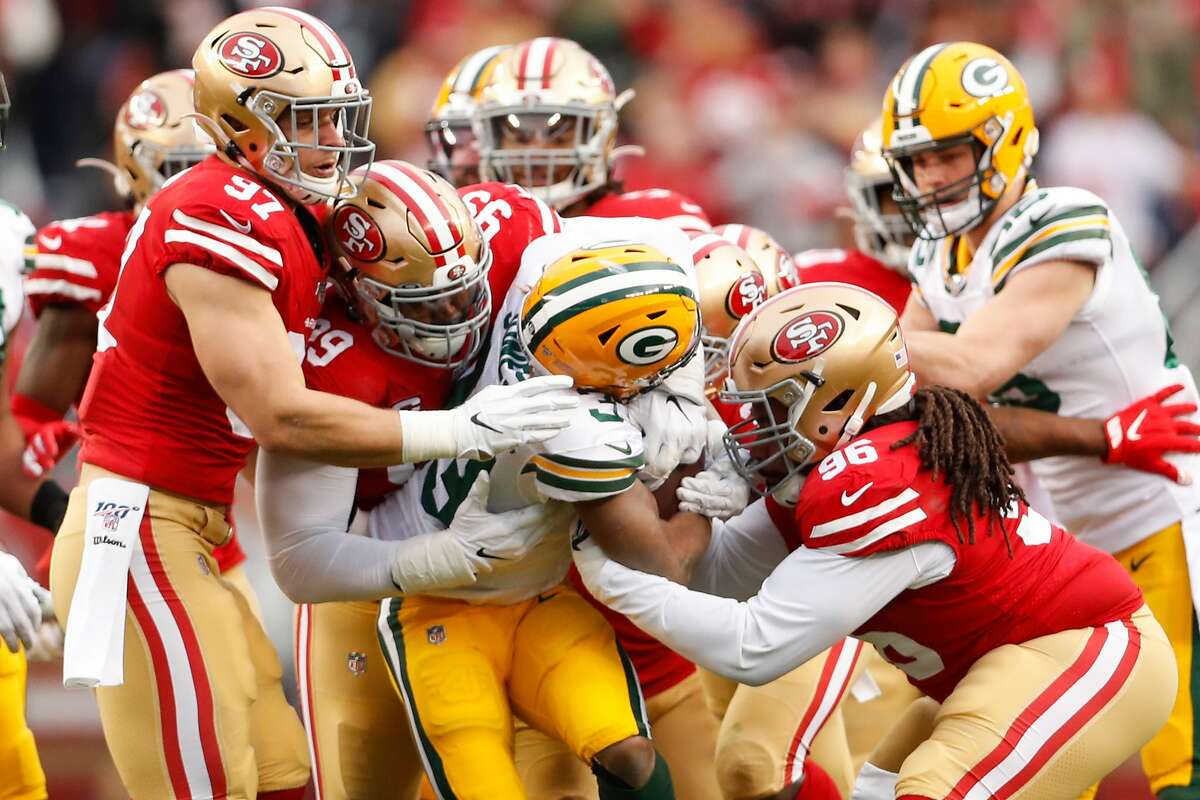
[346,651,367,676]
[427,625,447,645]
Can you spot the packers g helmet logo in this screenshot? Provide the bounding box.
[616,326,679,366]
[961,57,1010,98]
[771,310,844,363]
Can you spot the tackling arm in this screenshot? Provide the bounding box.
[13,305,97,417]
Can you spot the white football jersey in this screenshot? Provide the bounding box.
[909,183,1200,553]
[368,217,697,603]
[0,200,31,348]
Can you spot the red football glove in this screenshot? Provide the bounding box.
[1102,384,1200,484]
[21,421,81,480]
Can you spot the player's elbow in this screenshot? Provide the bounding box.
[728,661,787,687]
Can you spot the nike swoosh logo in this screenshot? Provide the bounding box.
[606,442,633,455]
[1127,409,1147,442]
[841,482,874,506]
[470,412,502,434]
[475,547,505,560]
[39,235,61,250]
[666,396,688,418]
[219,209,253,234]
[1130,553,1152,572]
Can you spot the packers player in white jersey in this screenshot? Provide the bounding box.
[369,217,708,799]
[881,41,1200,798]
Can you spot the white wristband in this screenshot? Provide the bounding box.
[397,409,458,463]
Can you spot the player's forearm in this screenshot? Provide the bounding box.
[253,387,407,466]
[987,405,1105,463]
[664,510,714,584]
[906,331,996,398]
[14,307,97,415]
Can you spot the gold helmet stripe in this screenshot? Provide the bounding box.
[893,42,949,127]
[452,44,508,95]
[523,260,686,323]
[525,284,695,354]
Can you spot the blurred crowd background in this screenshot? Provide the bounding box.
[2,0,1199,796]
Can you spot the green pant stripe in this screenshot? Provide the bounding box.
[616,642,651,739]
[375,598,457,800]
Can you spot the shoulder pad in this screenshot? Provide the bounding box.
[987,186,1112,292]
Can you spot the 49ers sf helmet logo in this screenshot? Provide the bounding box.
[333,205,385,262]
[726,271,767,319]
[124,89,167,130]
[771,310,844,363]
[218,32,283,79]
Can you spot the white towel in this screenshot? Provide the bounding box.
[62,478,149,689]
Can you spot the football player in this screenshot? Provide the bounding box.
[882,41,1200,798]
[48,10,575,800]
[425,45,509,186]
[257,161,568,800]
[576,283,1177,800]
[469,38,723,798]
[0,68,60,800]
[364,217,713,799]
[712,224,800,295]
[13,70,265,599]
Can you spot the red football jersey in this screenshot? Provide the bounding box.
[458,182,562,325]
[792,248,911,315]
[303,300,454,508]
[26,210,134,317]
[79,156,328,506]
[795,421,1144,702]
[585,188,711,233]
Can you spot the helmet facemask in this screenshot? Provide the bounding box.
[476,102,615,209]
[250,89,374,204]
[425,117,481,186]
[846,171,914,269]
[348,244,493,370]
[885,119,1009,239]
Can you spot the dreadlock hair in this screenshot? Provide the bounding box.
[869,386,1027,555]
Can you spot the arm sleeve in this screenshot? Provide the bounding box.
[256,449,400,603]
[157,202,286,291]
[688,499,790,600]
[585,540,955,685]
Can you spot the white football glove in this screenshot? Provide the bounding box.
[389,472,572,594]
[628,391,708,488]
[677,419,751,520]
[26,584,62,662]
[0,553,42,653]
[450,375,580,460]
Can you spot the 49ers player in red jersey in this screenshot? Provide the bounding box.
[256,161,567,800]
[576,283,1177,800]
[470,35,721,799]
[48,10,576,800]
[15,71,258,593]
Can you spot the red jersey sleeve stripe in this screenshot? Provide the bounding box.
[24,278,103,303]
[531,195,562,235]
[822,507,928,556]
[810,488,920,539]
[172,210,283,265]
[32,253,98,277]
[163,229,280,291]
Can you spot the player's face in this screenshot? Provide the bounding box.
[279,107,346,180]
[493,112,578,185]
[910,142,976,200]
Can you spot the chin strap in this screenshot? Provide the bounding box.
[837,381,878,450]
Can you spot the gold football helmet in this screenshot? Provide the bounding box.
[520,243,700,400]
[475,37,627,209]
[713,223,798,293]
[722,283,915,501]
[426,45,509,186]
[79,70,214,209]
[688,232,767,388]
[881,41,1038,238]
[192,6,373,203]
[328,160,491,369]
[845,118,912,269]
